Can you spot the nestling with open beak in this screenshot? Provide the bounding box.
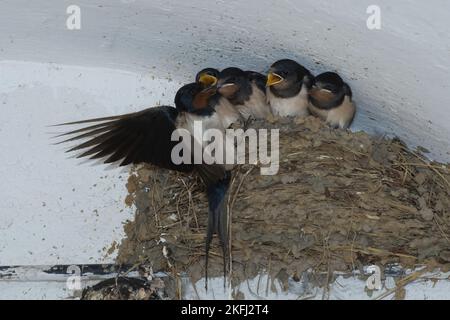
[199,67,271,121]
[196,68,220,89]
[308,72,356,129]
[196,68,244,129]
[266,59,313,117]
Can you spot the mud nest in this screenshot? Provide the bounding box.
[81,277,166,300]
[116,116,450,292]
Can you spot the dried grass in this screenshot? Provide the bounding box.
[116,116,450,294]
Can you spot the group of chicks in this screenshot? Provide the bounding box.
[195,58,355,130]
[55,58,355,288]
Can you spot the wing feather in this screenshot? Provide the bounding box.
[55,106,192,172]
[54,106,228,183]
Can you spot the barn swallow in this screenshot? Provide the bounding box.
[308,72,356,129]
[196,68,244,130]
[266,59,313,117]
[196,68,220,88]
[52,81,229,289]
[197,67,271,122]
[217,67,271,121]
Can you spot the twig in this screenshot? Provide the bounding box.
[402,147,450,189]
[374,269,427,300]
[180,178,199,231]
[433,214,450,244]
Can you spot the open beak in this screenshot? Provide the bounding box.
[266,72,283,87]
[198,73,218,89]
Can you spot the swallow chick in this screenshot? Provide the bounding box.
[217,67,271,121]
[266,59,313,117]
[196,68,220,88]
[196,68,244,130]
[52,81,229,290]
[308,72,356,129]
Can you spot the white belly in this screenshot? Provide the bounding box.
[308,96,356,129]
[266,84,309,117]
[176,112,224,140]
[215,98,243,129]
[235,85,272,120]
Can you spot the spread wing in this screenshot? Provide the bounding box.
[53,106,192,171]
[53,105,230,286]
[52,106,227,185]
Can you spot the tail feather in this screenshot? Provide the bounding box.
[196,163,227,187]
[204,171,231,290]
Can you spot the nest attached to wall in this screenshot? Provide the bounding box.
[116,116,450,293]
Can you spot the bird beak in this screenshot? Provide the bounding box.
[198,74,218,88]
[217,82,235,89]
[266,72,283,87]
[217,82,238,97]
[309,87,319,96]
[309,87,334,101]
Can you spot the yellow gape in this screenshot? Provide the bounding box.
[266,72,283,86]
[198,73,218,88]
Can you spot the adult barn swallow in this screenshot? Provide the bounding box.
[308,72,356,129]
[53,82,229,288]
[266,59,313,117]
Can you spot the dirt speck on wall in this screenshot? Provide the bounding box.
[116,116,450,292]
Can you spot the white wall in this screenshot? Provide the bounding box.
[2,0,450,160]
[0,0,449,297]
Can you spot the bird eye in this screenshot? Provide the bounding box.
[227,77,236,83]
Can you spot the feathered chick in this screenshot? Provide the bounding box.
[196,67,243,130]
[217,67,271,121]
[266,59,313,117]
[197,67,272,122]
[52,81,229,289]
[308,72,356,129]
[196,68,220,88]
